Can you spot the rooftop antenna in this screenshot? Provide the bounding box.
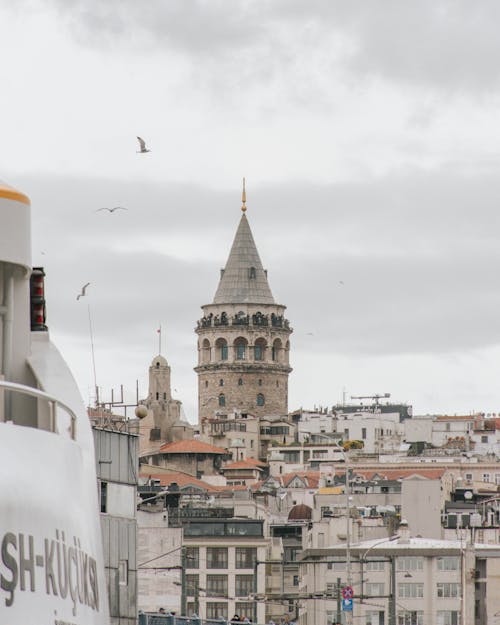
[241,177,247,212]
[87,303,99,407]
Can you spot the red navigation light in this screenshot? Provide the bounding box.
[30,267,48,331]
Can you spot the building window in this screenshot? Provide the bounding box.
[257,394,265,406]
[238,378,243,386]
[206,602,228,620]
[366,612,385,625]
[398,583,424,598]
[398,612,424,625]
[235,603,253,619]
[483,473,490,482]
[221,344,228,360]
[207,547,228,569]
[186,574,199,597]
[361,427,367,440]
[437,583,461,598]
[397,557,423,571]
[465,473,472,481]
[235,547,256,569]
[293,575,300,587]
[235,575,254,597]
[249,266,256,279]
[235,341,246,360]
[205,380,209,388]
[219,379,224,386]
[436,611,460,625]
[156,392,159,400]
[185,547,199,569]
[100,481,107,513]
[206,574,228,597]
[163,392,167,400]
[437,556,459,571]
[258,379,262,386]
[219,394,225,407]
[365,560,385,572]
[481,435,488,443]
[365,583,385,597]
[254,344,263,360]
[276,380,279,387]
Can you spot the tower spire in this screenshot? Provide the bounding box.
[241,177,247,212]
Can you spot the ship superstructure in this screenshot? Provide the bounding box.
[0,180,109,623]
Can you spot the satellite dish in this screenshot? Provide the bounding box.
[464,491,473,500]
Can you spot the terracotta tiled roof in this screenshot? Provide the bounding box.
[139,471,222,492]
[157,439,227,454]
[435,415,475,421]
[223,460,265,471]
[282,471,321,488]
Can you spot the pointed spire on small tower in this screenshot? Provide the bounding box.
[241,177,247,212]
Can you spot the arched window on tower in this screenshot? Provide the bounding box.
[254,338,267,361]
[257,393,265,407]
[238,378,243,386]
[156,362,160,368]
[249,266,256,279]
[234,337,248,360]
[219,379,224,387]
[219,394,226,407]
[216,338,228,361]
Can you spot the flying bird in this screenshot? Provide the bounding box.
[339,280,344,285]
[96,207,128,213]
[76,283,90,301]
[136,136,151,153]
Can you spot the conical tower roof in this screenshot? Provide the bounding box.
[213,213,275,304]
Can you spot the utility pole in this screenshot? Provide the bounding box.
[345,454,352,625]
[336,576,342,624]
[389,556,396,625]
[181,547,187,617]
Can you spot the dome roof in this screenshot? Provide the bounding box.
[151,355,168,367]
[288,503,312,521]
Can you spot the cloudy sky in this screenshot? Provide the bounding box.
[3,1,500,419]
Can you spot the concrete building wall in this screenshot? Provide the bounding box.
[137,510,183,614]
[401,479,442,539]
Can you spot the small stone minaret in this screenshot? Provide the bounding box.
[140,355,184,449]
[195,180,292,421]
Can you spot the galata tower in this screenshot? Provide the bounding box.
[195,181,292,421]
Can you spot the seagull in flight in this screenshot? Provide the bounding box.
[76,283,90,301]
[96,207,128,213]
[136,136,151,153]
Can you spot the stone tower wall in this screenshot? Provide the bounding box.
[195,302,292,420]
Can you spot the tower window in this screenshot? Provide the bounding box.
[258,379,262,386]
[257,394,265,407]
[235,339,247,360]
[219,379,224,387]
[271,347,277,360]
[205,380,209,388]
[156,392,159,400]
[163,393,167,400]
[249,267,256,279]
[238,378,243,386]
[219,394,226,407]
[156,362,160,368]
[221,344,228,360]
[254,345,263,360]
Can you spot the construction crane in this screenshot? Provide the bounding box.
[350,393,391,405]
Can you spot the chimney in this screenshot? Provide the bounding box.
[398,519,410,544]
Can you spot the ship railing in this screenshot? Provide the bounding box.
[0,379,77,440]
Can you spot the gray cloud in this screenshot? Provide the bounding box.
[31,0,500,93]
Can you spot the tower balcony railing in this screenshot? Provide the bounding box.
[197,313,290,330]
[0,379,77,440]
